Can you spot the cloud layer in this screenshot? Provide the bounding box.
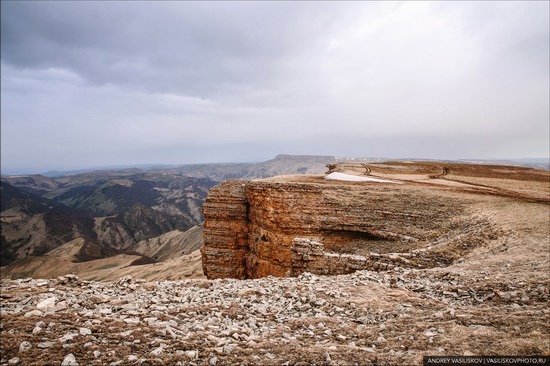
[1,1,548,173]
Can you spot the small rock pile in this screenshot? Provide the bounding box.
[1,272,548,365]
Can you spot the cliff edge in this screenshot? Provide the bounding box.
[201,161,549,279]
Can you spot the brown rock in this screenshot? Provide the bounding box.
[202,168,464,279]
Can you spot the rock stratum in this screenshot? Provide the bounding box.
[202,162,549,280]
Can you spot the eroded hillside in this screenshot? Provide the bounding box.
[0,155,333,269]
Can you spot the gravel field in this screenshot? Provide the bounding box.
[1,269,548,366]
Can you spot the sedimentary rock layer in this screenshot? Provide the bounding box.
[202,176,464,279]
[201,180,249,279]
[290,238,415,276]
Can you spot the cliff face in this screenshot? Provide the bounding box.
[202,158,550,279]
[201,180,249,279]
[201,174,467,279]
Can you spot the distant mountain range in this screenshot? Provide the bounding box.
[3,155,546,178]
[0,154,335,276]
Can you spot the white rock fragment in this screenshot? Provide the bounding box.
[119,330,134,337]
[36,297,57,313]
[37,341,55,349]
[150,346,164,356]
[19,341,32,352]
[123,317,140,324]
[185,350,198,360]
[79,327,92,335]
[24,310,43,317]
[61,353,79,366]
[59,332,78,343]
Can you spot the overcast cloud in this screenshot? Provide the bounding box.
[1,1,548,174]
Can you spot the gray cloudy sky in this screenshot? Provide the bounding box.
[1,1,549,174]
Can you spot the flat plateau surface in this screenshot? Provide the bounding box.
[1,162,549,365]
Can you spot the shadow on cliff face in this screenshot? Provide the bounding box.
[320,215,500,268]
[320,229,420,255]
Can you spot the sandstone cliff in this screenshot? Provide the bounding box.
[202,162,549,279]
[201,177,461,279]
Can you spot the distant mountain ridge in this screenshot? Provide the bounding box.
[1,154,336,273]
[3,155,548,178]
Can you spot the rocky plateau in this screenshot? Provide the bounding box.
[1,161,549,365]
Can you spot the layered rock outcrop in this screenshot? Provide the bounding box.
[290,238,413,276]
[202,175,465,279]
[201,181,249,279]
